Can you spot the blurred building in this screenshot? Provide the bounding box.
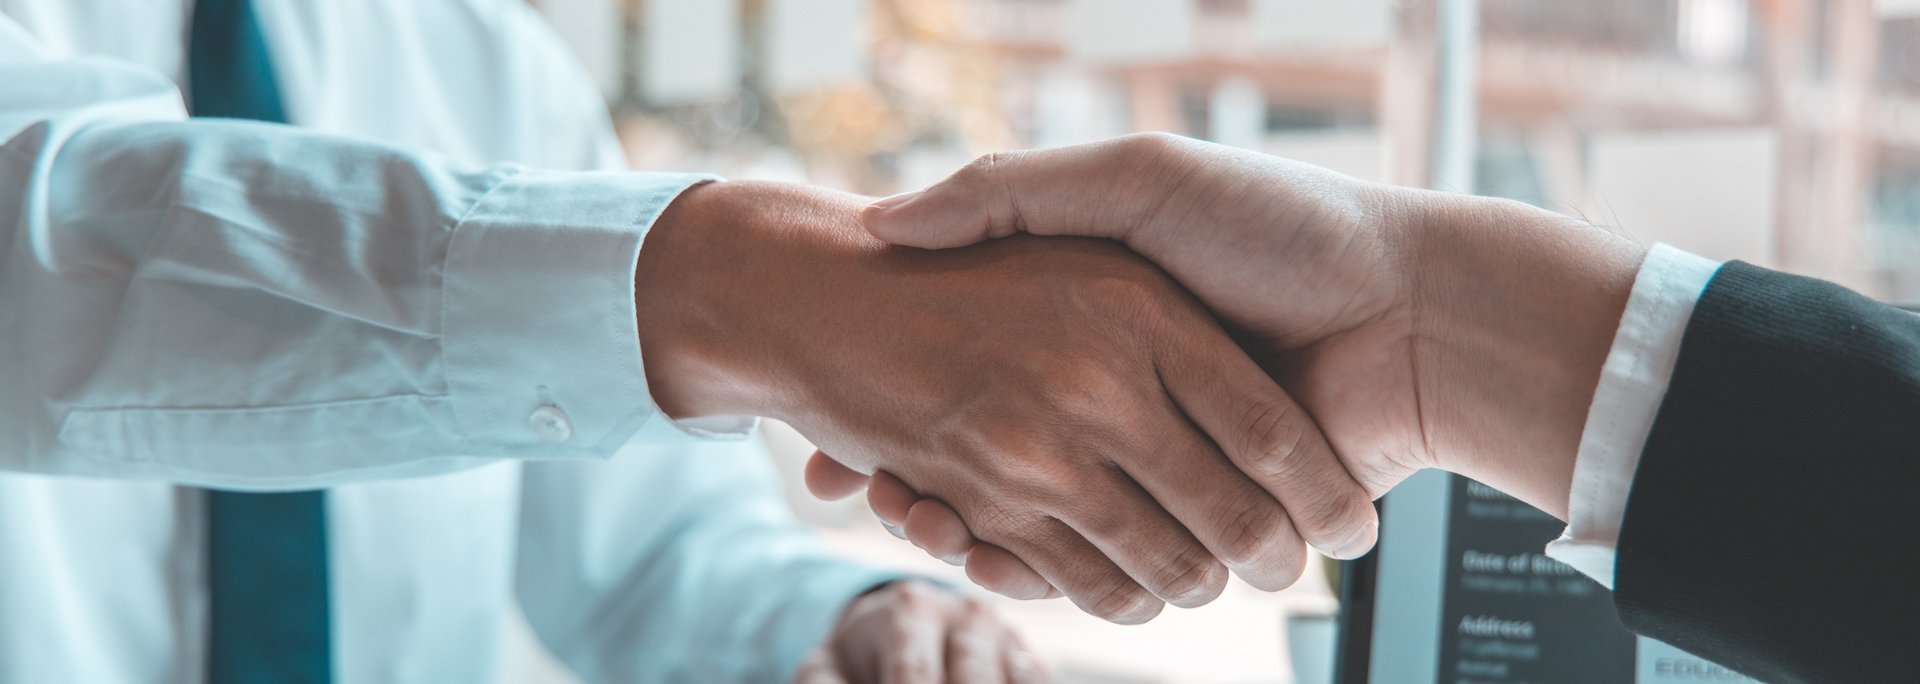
[535,0,1920,301]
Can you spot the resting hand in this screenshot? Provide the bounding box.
[792,581,1047,684]
[636,181,1378,622]
[839,133,1644,597]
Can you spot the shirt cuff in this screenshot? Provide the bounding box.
[1545,243,1722,589]
[440,170,753,461]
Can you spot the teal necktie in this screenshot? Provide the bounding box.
[188,1,331,682]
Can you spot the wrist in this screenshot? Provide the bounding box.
[1401,192,1645,518]
[634,181,880,422]
[634,181,788,420]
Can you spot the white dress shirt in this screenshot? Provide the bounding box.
[1545,243,1725,589]
[0,1,893,682]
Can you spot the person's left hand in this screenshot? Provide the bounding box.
[793,581,1050,684]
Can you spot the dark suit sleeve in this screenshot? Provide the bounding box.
[1614,261,1920,684]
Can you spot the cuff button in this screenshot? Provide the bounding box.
[529,406,573,444]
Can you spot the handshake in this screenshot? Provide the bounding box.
[636,133,1645,623]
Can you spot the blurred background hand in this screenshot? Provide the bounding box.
[792,581,1048,684]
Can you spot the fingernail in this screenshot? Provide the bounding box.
[881,520,907,540]
[865,189,922,211]
[1320,521,1379,560]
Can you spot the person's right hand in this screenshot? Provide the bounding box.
[634,180,1380,623]
[836,133,1645,599]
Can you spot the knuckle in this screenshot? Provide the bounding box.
[1105,133,1208,228]
[1210,495,1288,567]
[959,505,1054,560]
[1297,489,1370,544]
[1072,269,1163,308]
[957,151,1010,191]
[1117,131,1189,159]
[983,505,1048,544]
[1144,545,1227,606]
[1063,484,1153,541]
[961,421,1108,508]
[960,422,1038,467]
[1262,547,1310,589]
[1042,366,1132,425]
[961,595,989,617]
[1009,511,1068,545]
[1234,403,1362,544]
[1234,397,1313,481]
[951,423,1053,489]
[958,152,995,180]
[1008,452,1090,504]
[1018,346,1118,388]
[889,656,941,684]
[890,580,935,605]
[1083,581,1161,624]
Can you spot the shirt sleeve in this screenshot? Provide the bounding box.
[1544,243,1723,588]
[0,47,737,490]
[513,435,905,684]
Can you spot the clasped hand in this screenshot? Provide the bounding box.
[637,178,1376,623]
[639,133,1640,625]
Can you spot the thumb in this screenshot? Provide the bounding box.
[859,135,1179,249]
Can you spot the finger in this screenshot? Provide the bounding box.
[875,583,949,684]
[1005,648,1050,684]
[893,498,1061,601]
[1159,325,1380,564]
[1039,460,1230,610]
[807,450,872,501]
[1000,632,1050,684]
[1119,405,1312,592]
[793,649,849,684]
[904,499,974,566]
[983,513,1166,624]
[944,598,1008,684]
[867,470,918,527]
[860,134,1193,249]
[964,543,1056,601]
